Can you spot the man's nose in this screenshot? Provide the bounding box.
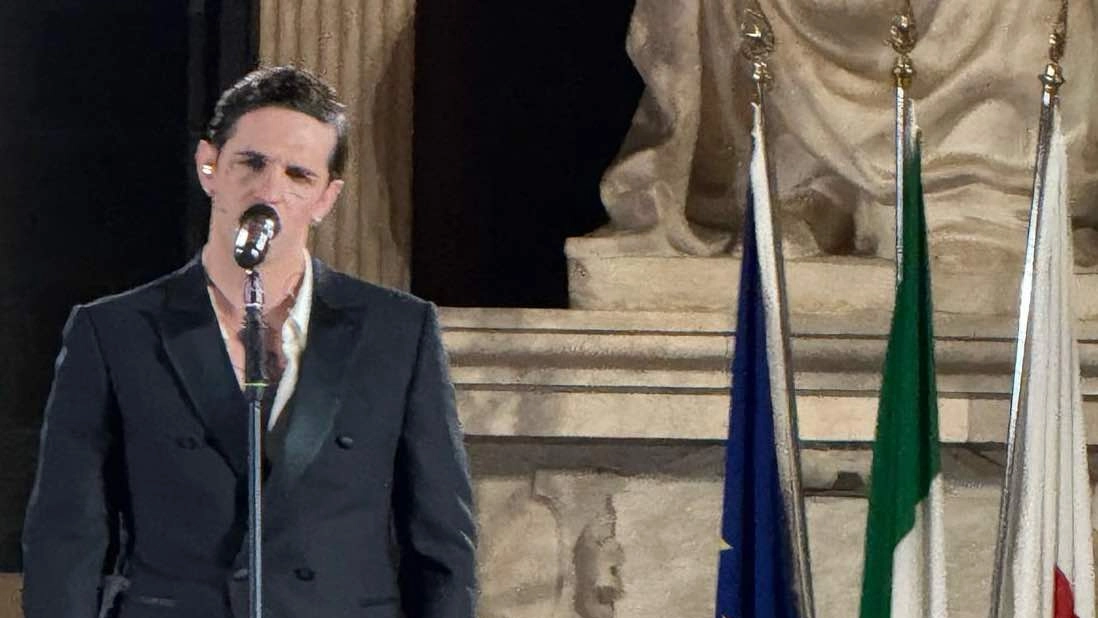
[253,166,288,204]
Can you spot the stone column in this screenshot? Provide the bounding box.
[260,0,415,289]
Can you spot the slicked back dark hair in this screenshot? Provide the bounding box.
[206,65,348,179]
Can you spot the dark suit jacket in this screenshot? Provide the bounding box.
[22,257,477,618]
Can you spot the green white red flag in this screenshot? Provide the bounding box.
[858,103,948,618]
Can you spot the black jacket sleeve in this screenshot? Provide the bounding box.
[22,306,118,618]
[393,303,478,618]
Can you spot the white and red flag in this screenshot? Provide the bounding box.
[990,107,1095,618]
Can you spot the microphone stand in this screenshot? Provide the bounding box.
[241,269,266,618]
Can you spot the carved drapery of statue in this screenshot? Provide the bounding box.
[595,0,1098,270]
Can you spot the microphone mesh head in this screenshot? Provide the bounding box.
[233,204,281,269]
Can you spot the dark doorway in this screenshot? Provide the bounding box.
[412,1,644,307]
[0,0,257,570]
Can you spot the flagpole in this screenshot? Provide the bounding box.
[741,5,815,616]
[890,1,917,278]
[988,4,1068,616]
[859,4,948,615]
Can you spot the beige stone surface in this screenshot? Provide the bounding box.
[566,249,1098,318]
[614,476,721,618]
[0,574,18,618]
[469,464,1009,618]
[456,389,1005,443]
[531,472,629,618]
[806,497,866,617]
[473,469,633,618]
[474,477,562,618]
[441,307,1098,445]
[260,0,415,289]
[447,306,1089,616]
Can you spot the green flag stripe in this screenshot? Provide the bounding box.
[859,137,943,617]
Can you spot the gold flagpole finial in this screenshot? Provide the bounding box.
[889,1,918,88]
[740,1,776,91]
[1049,0,1068,63]
[1042,0,1068,94]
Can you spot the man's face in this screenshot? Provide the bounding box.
[195,106,344,267]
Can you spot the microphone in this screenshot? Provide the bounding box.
[233,204,281,269]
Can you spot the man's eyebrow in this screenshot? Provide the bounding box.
[232,150,318,178]
[233,149,267,161]
[286,164,319,179]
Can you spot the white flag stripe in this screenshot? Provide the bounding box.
[749,95,816,618]
[889,476,948,618]
[1054,115,1095,612]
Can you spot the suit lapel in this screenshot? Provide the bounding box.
[154,257,248,477]
[263,260,368,509]
[155,257,369,542]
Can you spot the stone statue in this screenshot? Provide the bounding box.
[594,0,1098,270]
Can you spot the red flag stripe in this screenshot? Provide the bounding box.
[1054,566,1077,618]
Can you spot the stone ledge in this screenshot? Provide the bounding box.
[441,307,1098,443]
[564,244,1098,318]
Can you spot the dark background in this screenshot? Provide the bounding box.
[411,1,641,307]
[0,1,641,569]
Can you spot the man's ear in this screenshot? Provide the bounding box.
[312,178,345,224]
[194,140,219,196]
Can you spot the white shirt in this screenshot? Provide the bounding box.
[268,254,312,429]
[209,253,313,430]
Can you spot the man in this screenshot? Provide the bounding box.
[22,66,477,618]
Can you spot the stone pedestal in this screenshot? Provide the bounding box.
[441,307,1098,618]
[566,237,1098,317]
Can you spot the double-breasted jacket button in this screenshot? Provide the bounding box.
[175,436,199,450]
[335,435,354,449]
[231,568,248,581]
[294,567,316,581]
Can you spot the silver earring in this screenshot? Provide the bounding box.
[201,163,214,176]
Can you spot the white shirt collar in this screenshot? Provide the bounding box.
[269,250,313,428]
[284,251,313,346]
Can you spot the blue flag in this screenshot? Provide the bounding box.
[714,187,798,618]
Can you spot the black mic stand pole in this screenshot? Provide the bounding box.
[241,269,266,618]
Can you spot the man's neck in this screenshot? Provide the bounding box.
[201,243,307,314]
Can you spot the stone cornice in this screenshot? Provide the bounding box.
[441,307,1098,444]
